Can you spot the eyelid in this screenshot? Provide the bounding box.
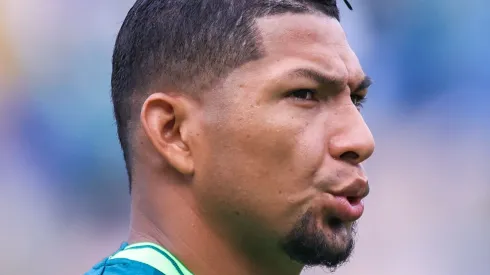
[286,88,318,100]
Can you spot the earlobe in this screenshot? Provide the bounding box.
[140,93,195,175]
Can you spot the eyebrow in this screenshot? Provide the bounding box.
[288,68,372,94]
[289,68,344,87]
[353,76,372,94]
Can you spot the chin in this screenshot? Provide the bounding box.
[323,216,355,249]
[279,210,357,270]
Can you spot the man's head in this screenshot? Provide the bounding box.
[112,0,375,271]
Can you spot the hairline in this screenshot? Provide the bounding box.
[134,10,337,101]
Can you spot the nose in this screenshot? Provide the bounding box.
[328,109,375,165]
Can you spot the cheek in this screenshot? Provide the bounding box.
[192,107,328,233]
[292,121,329,179]
[204,109,324,195]
[195,110,296,204]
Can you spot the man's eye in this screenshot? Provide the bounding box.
[287,89,317,101]
[351,94,367,109]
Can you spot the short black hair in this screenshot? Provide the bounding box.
[111,0,341,191]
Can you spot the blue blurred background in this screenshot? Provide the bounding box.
[1,1,489,274]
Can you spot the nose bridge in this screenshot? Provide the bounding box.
[329,105,375,163]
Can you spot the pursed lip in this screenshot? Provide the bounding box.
[327,195,364,222]
[321,178,369,222]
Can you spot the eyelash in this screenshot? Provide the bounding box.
[351,94,367,109]
[287,89,318,101]
[286,89,367,109]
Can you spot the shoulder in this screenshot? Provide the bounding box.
[84,257,164,275]
[83,242,193,275]
[83,242,166,275]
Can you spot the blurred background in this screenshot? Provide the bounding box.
[1,0,489,274]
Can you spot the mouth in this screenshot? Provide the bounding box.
[323,195,365,226]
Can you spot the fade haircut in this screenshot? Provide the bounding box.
[111,0,342,191]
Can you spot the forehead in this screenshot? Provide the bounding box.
[255,13,364,82]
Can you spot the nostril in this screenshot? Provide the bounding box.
[339,151,359,161]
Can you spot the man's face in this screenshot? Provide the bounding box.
[191,14,375,270]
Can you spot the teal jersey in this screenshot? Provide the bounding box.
[85,242,193,275]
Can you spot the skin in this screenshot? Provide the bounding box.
[129,13,375,275]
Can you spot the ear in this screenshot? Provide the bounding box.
[140,93,194,175]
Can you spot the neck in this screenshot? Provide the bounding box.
[128,180,303,275]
